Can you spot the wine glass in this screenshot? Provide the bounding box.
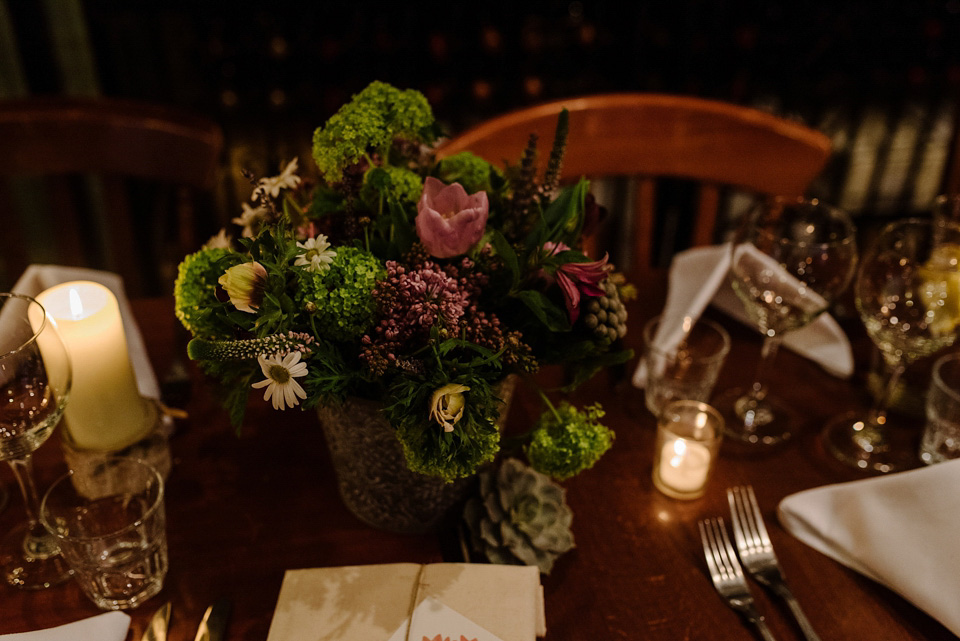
[823,217,960,473]
[716,197,858,445]
[0,292,73,588]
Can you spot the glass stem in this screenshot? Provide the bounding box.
[747,333,783,403]
[6,455,59,560]
[860,360,907,450]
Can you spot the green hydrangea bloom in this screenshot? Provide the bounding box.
[296,246,384,341]
[360,166,424,207]
[312,81,435,184]
[525,403,614,481]
[437,151,500,194]
[174,248,237,338]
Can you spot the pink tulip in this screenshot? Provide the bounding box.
[544,242,610,323]
[415,177,489,258]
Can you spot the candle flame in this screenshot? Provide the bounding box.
[695,412,708,429]
[669,438,687,468]
[68,288,84,320]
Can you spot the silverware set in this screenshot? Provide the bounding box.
[142,598,231,641]
[699,486,821,641]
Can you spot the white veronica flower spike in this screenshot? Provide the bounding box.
[295,234,337,273]
[252,351,308,410]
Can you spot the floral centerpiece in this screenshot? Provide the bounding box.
[174,81,631,493]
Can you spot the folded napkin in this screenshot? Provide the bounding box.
[633,244,853,387]
[779,460,960,636]
[11,264,160,401]
[0,612,130,641]
[267,563,545,641]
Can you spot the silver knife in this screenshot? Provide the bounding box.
[141,601,171,641]
[194,597,232,641]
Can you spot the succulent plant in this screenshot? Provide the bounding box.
[462,458,575,574]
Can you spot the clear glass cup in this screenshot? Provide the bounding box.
[0,292,73,589]
[715,197,858,446]
[652,400,724,500]
[40,457,168,610]
[823,218,960,472]
[920,351,960,464]
[642,315,731,417]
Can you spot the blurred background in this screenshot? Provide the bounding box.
[3,0,960,294]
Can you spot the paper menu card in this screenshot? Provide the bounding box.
[266,563,545,641]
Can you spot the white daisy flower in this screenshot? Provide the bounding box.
[294,234,337,273]
[258,158,302,198]
[203,228,232,250]
[251,352,308,410]
[233,202,268,238]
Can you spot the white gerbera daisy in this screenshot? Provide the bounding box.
[258,158,302,198]
[251,352,308,410]
[295,234,337,273]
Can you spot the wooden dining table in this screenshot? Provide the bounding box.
[0,277,954,641]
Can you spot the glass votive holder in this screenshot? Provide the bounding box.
[642,315,730,417]
[920,351,960,464]
[40,456,168,610]
[652,400,724,500]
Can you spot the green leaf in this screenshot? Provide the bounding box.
[543,179,588,242]
[490,230,520,288]
[516,290,570,332]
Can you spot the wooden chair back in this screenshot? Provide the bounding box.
[436,93,831,276]
[0,97,223,295]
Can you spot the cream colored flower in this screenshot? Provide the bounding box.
[294,234,337,273]
[251,352,308,410]
[219,261,267,313]
[232,202,268,238]
[429,383,470,432]
[203,228,232,250]
[258,158,302,198]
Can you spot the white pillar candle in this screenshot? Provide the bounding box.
[34,281,151,451]
[657,436,711,494]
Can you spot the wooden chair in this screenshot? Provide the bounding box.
[436,93,831,277]
[0,97,224,296]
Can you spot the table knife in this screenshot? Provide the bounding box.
[194,597,232,641]
[141,601,171,641]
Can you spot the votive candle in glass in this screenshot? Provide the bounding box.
[653,400,723,500]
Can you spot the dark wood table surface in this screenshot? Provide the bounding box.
[0,285,954,641]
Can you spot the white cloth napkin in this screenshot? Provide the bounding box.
[11,264,160,401]
[0,612,130,641]
[633,244,853,387]
[778,459,960,636]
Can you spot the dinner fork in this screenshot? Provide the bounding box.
[728,486,821,641]
[699,517,778,641]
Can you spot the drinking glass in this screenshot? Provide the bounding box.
[823,218,960,472]
[0,292,73,588]
[41,457,168,610]
[716,197,858,445]
[920,351,960,464]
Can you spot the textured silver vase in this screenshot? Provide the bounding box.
[317,377,516,535]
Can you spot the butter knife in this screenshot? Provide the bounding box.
[194,597,232,641]
[141,601,171,641]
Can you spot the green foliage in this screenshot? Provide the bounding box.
[295,246,384,342]
[173,248,241,339]
[437,152,501,195]
[385,367,503,482]
[360,166,423,209]
[525,402,614,480]
[311,81,436,184]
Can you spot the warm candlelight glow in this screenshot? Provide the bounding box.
[653,400,723,500]
[34,281,152,451]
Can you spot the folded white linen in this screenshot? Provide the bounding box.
[0,612,130,641]
[778,459,960,636]
[11,264,160,401]
[633,244,853,388]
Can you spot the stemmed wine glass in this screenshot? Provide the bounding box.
[716,197,858,445]
[823,218,960,473]
[0,293,72,588]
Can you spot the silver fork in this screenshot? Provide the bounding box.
[699,517,779,641]
[728,486,821,641]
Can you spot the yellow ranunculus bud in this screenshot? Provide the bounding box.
[429,383,470,432]
[219,261,267,313]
